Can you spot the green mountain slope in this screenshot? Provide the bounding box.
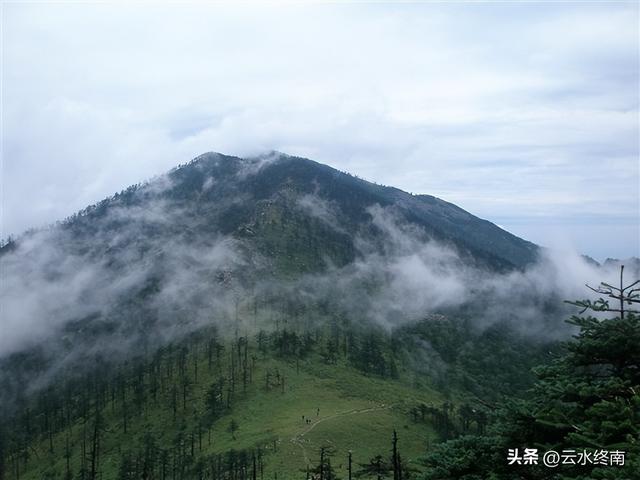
[10,330,440,480]
[2,312,558,480]
[0,151,546,415]
[0,152,559,480]
[55,151,538,272]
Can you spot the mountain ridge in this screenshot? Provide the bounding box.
[0,150,550,408]
[29,151,539,273]
[3,151,634,480]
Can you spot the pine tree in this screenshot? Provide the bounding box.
[421,266,640,479]
[309,446,340,480]
[227,419,239,440]
[355,454,391,480]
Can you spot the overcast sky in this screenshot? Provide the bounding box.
[2,2,638,261]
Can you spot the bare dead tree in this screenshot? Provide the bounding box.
[566,265,640,319]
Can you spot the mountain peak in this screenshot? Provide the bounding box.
[159,151,539,270]
[3,152,539,272]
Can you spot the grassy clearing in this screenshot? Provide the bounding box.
[19,342,441,480]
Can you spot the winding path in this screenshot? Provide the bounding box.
[290,404,394,466]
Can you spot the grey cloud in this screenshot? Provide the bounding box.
[283,202,627,335]
[2,2,638,261]
[0,187,242,362]
[0,180,635,402]
[296,194,346,235]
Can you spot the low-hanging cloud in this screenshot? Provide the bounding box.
[0,173,244,367]
[289,201,634,336]
[0,164,636,407]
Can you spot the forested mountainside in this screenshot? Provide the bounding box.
[1,152,550,408]
[1,152,637,479]
[54,151,540,271]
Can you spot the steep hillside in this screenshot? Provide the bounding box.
[2,315,557,480]
[52,151,539,273]
[0,152,547,408]
[0,152,564,480]
[10,335,439,480]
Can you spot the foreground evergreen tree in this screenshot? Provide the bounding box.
[421,267,640,480]
[308,446,341,480]
[355,454,392,479]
